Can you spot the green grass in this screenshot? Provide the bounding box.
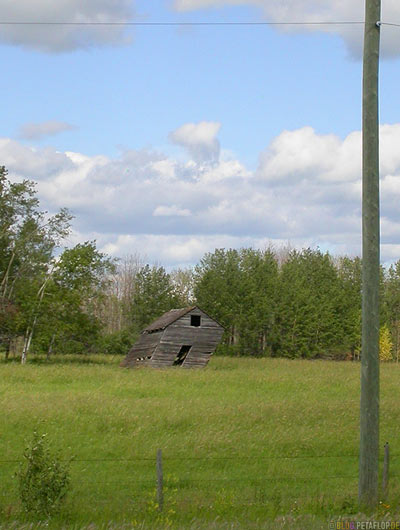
[0,355,399,528]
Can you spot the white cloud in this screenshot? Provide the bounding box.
[257,127,361,184]
[93,232,279,268]
[169,121,221,164]
[0,138,74,178]
[3,121,400,266]
[19,120,76,140]
[2,1,399,56]
[173,0,400,57]
[0,0,135,52]
[153,205,191,217]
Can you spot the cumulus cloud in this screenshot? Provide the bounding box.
[169,121,221,164]
[0,138,74,178]
[257,126,361,184]
[3,121,400,266]
[0,0,135,52]
[18,120,76,140]
[153,205,191,217]
[173,0,400,57]
[87,232,280,268]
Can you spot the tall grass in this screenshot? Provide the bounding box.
[0,356,399,528]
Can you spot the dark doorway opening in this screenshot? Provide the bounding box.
[191,315,201,327]
[174,345,192,366]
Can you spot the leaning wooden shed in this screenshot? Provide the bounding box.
[121,306,224,368]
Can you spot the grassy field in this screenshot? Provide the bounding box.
[0,355,399,529]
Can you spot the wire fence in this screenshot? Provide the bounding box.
[1,450,397,486]
[0,469,394,511]
[1,446,396,523]
[1,451,399,463]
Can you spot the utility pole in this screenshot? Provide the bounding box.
[359,0,381,507]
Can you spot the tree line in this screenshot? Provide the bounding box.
[1,165,400,362]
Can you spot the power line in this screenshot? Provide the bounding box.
[380,22,400,27]
[0,21,366,27]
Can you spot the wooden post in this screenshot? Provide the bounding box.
[156,448,163,512]
[359,0,381,508]
[382,442,389,495]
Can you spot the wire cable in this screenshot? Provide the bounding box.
[1,453,397,463]
[0,21,365,27]
[380,22,400,27]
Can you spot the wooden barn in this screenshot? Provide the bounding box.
[121,306,224,368]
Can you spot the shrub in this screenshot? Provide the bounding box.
[16,432,72,517]
[97,329,137,356]
[380,325,393,361]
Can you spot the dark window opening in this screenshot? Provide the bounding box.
[191,315,201,327]
[147,328,161,334]
[174,345,192,366]
[136,355,152,362]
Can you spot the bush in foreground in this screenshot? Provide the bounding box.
[16,432,72,517]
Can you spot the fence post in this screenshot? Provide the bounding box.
[382,442,389,495]
[156,448,163,511]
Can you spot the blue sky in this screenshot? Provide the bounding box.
[1,1,400,268]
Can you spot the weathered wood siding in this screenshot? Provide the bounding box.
[120,330,163,367]
[151,308,224,368]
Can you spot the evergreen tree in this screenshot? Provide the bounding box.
[382,260,400,362]
[236,248,278,356]
[336,256,362,357]
[194,248,278,355]
[194,249,242,350]
[275,249,346,358]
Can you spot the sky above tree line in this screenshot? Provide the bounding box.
[1,1,400,268]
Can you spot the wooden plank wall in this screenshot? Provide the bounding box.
[151,308,223,368]
[121,331,163,367]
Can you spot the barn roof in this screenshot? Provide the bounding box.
[144,306,196,332]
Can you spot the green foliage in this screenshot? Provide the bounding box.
[195,248,278,356]
[97,328,138,356]
[194,248,242,344]
[0,167,119,360]
[275,249,349,358]
[194,247,361,359]
[130,264,181,332]
[335,256,362,355]
[0,166,73,360]
[54,241,115,292]
[16,432,71,517]
[170,267,195,306]
[236,248,278,356]
[383,260,400,362]
[20,242,115,357]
